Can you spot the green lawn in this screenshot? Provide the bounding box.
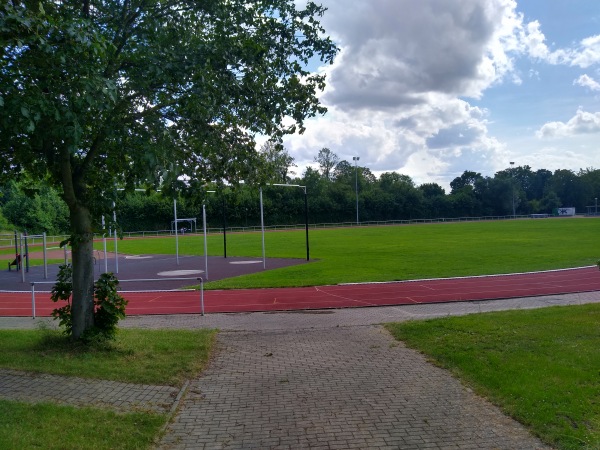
[0,400,165,450]
[385,304,600,450]
[0,327,216,386]
[0,327,216,449]
[96,218,599,288]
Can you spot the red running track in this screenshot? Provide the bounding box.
[1,266,599,317]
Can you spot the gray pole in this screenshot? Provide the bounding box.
[113,202,118,273]
[353,156,360,224]
[174,199,179,266]
[102,215,108,273]
[42,232,48,279]
[510,162,515,217]
[596,198,598,215]
[260,187,265,269]
[203,203,208,280]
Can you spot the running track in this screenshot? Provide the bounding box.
[1,266,599,317]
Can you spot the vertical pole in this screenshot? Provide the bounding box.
[510,162,515,217]
[304,189,310,261]
[260,187,266,269]
[113,202,119,274]
[203,204,208,280]
[64,243,68,265]
[353,156,360,224]
[24,231,29,272]
[13,230,18,268]
[102,215,108,273]
[222,197,227,258]
[199,278,205,316]
[31,283,36,319]
[43,232,48,279]
[355,166,359,224]
[20,234,25,282]
[174,199,179,266]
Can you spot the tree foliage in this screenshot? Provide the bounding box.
[314,147,339,181]
[0,0,337,338]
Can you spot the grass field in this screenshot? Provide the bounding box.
[0,327,216,385]
[0,400,165,450]
[0,327,216,449]
[385,304,600,450]
[95,217,599,289]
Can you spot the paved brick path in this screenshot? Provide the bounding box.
[0,368,181,414]
[159,326,549,450]
[3,292,597,448]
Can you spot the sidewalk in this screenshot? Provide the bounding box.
[3,292,598,449]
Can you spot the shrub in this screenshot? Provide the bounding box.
[50,264,128,342]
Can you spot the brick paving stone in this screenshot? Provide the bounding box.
[158,325,550,450]
[0,368,180,413]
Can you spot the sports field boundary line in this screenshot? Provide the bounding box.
[338,265,597,286]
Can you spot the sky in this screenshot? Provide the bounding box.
[281,0,600,191]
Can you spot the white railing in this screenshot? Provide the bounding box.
[29,277,205,319]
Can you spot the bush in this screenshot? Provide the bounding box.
[50,265,128,342]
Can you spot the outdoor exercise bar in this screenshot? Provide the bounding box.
[272,183,310,261]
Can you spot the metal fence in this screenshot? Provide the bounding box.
[117,214,527,236]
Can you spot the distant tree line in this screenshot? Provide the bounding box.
[2,148,600,234]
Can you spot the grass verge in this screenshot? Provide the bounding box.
[0,327,217,449]
[0,400,165,450]
[385,304,600,450]
[0,327,216,386]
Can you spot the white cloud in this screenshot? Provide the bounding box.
[519,22,600,68]
[537,109,600,138]
[571,35,600,68]
[286,1,600,188]
[320,0,528,110]
[574,74,600,91]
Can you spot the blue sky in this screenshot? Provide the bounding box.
[282,0,600,190]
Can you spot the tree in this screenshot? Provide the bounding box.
[548,169,587,210]
[314,147,339,180]
[0,1,337,339]
[419,183,445,198]
[1,180,69,234]
[450,171,483,194]
[259,141,296,183]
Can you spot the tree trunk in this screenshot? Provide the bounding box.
[70,203,95,340]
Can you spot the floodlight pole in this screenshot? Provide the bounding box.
[353,156,360,224]
[272,183,310,261]
[510,161,515,218]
